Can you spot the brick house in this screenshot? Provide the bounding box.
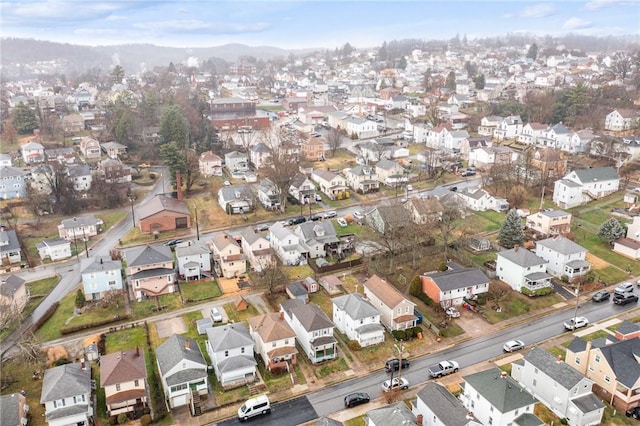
[137,195,191,234]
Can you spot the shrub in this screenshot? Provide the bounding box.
[108,416,118,425]
[117,413,128,424]
[520,287,553,297]
[53,358,71,366]
[392,330,406,340]
[409,276,422,297]
[140,414,152,426]
[416,292,433,307]
[347,340,362,351]
[75,289,86,309]
[405,328,415,339]
[476,294,487,305]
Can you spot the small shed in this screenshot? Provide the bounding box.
[302,276,319,293]
[196,318,213,335]
[468,236,491,252]
[624,193,638,204]
[235,295,249,311]
[286,281,309,301]
[319,275,343,295]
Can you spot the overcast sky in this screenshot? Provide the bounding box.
[1,0,638,49]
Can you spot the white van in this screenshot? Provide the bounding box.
[238,395,271,421]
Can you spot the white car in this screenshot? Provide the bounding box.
[445,307,460,318]
[353,210,364,221]
[564,316,589,331]
[336,217,348,227]
[406,184,413,191]
[210,307,223,323]
[503,339,525,352]
[223,180,231,186]
[381,377,409,392]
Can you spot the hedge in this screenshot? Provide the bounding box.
[60,314,130,335]
[520,286,554,297]
[30,301,59,333]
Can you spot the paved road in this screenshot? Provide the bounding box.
[216,396,317,425]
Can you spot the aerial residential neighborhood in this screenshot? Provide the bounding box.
[1,5,640,426]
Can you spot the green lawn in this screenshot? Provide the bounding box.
[130,293,183,318]
[474,210,507,227]
[98,211,128,232]
[105,326,147,352]
[27,276,60,296]
[309,292,334,317]
[314,357,349,379]
[180,280,222,302]
[574,227,640,277]
[333,219,362,236]
[224,302,261,324]
[482,293,564,324]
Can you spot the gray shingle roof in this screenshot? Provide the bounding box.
[0,275,25,298]
[0,230,20,254]
[366,402,415,426]
[596,337,640,388]
[281,299,334,332]
[0,166,24,178]
[40,362,91,403]
[125,244,173,267]
[463,367,537,413]
[156,335,206,381]
[0,393,25,426]
[81,256,121,274]
[59,215,102,229]
[617,320,640,336]
[424,265,489,292]
[524,347,585,389]
[332,293,379,320]
[539,209,569,218]
[217,354,257,372]
[416,382,471,425]
[536,236,585,255]
[498,248,546,267]
[571,392,605,413]
[572,166,618,183]
[513,412,544,426]
[206,322,253,352]
[175,242,210,257]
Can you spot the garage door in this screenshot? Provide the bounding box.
[171,394,188,408]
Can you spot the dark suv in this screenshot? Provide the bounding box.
[344,392,370,408]
[385,358,410,372]
[287,216,307,226]
[614,293,639,306]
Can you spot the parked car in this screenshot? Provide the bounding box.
[315,194,323,202]
[445,307,460,318]
[138,163,151,168]
[613,293,639,306]
[336,217,348,227]
[323,211,337,219]
[255,223,270,232]
[406,184,413,191]
[449,186,458,192]
[344,392,370,408]
[352,210,365,221]
[223,180,231,186]
[384,358,410,372]
[615,282,634,296]
[287,217,307,226]
[381,377,409,392]
[564,316,589,330]
[310,214,323,221]
[461,170,476,177]
[591,290,611,302]
[163,239,183,247]
[210,307,223,323]
[503,339,525,352]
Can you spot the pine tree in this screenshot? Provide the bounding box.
[12,102,39,134]
[498,209,525,249]
[75,289,86,309]
[598,218,625,244]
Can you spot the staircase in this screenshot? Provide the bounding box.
[190,391,202,416]
[248,383,266,396]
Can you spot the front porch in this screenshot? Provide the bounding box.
[523,271,553,292]
[310,336,338,363]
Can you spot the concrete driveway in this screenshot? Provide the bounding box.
[156,317,187,338]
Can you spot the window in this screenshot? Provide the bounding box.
[575,356,581,365]
[225,350,229,357]
[134,379,139,387]
[241,347,245,354]
[272,342,277,348]
[588,365,594,372]
[116,383,121,391]
[605,375,611,383]
[533,379,537,386]
[595,355,600,363]
[284,339,289,345]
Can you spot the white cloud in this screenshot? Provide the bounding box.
[520,3,556,18]
[585,0,639,10]
[562,17,592,30]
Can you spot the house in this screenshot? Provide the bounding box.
[518,122,548,145]
[318,275,343,295]
[289,173,317,205]
[332,293,384,347]
[363,274,417,331]
[198,151,223,177]
[375,159,406,187]
[175,241,211,281]
[614,216,640,259]
[368,402,416,426]
[301,137,327,161]
[67,164,92,192]
[57,215,103,241]
[460,137,490,160]
[257,178,281,211]
[553,167,620,209]
[36,237,72,261]
[478,115,503,137]
[565,129,595,154]
[217,185,254,214]
[40,362,93,426]
[0,166,26,200]
[530,147,568,181]
[156,335,208,408]
[29,164,55,194]
[206,323,257,388]
[21,141,45,164]
[461,367,540,426]
[81,256,123,301]
[224,151,249,172]
[605,109,640,132]
[311,169,348,200]
[269,222,308,266]
[565,335,640,412]
[364,204,411,236]
[45,147,76,164]
[137,194,191,234]
[79,137,101,159]
[240,228,275,272]
[343,115,378,139]
[100,348,148,417]
[248,312,298,372]
[535,236,590,279]
[248,142,271,169]
[420,262,490,307]
[209,232,246,278]
[443,129,470,154]
[124,244,176,300]
[100,141,128,159]
[0,275,28,319]
[493,115,523,140]
[1,392,30,426]
[525,209,572,236]
[468,145,518,168]
[343,165,380,194]
[97,158,131,183]
[0,229,23,267]
[412,382,482,426]
[295,221,340,259]
[511,347,604,426]
[457,187,509,212]
[496,246,552,293]
[63,114,85,132]
[358,140,393,163]
[280,299,337,363]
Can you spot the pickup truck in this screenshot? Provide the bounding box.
[428,360,459,378]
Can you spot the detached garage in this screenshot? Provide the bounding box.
[137,194,191,234]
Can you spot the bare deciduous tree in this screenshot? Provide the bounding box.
[326,128,343,157]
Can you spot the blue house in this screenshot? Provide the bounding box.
[0,166,26,200]
[81,256,123,301]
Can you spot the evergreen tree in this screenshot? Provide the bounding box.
[159,104,189,147]
[159,142,186,187]
[526,43,538,60]
[12,102,38,134]
[598,218,625,244]
[474,74,486,90]
[445,71,456,91]
[498,209,525,249]
[75,289,86,309]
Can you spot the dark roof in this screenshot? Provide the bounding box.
[0,275,25,298]
[41,362,91,403]
[0,393,26,426]
[156,335,207,383]
[423,264,489,291]
[571,392,605,413]
[281,299,334,332]
[463,367,537,413]
[617,320,640,336]
[0,230,20,254]
[100,349,147,386]
[416,382,471,425]
[137,194,190,220]
[125,244,173,267]
[596,337,640,388]
[524,347,585,389]
[81,256,121,274]
[513,412,544,426]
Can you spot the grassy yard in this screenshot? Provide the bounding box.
[574,227,640,278]
[180,279,222,302]
[344,416,367,426]
[333,219,362,236]
[314,357,349,379]
[256,358,295,393]
[474,210,507,228]
[282,264,314,280]
[481,291,564,324]
[130,293,183,318]
[98,211,128,232]
[223,302,261,324]
[0,356,47,425]
[20,276,60,321]
[105,326,147,352]
[309,291,334,317]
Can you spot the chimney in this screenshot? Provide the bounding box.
[514,244,519,252]
[176,171,183,201]
[279,311,284,320]
[81,360,86,370]
[500,371,507,378]
[584,340,592,375]
[416,414,423,426]
[136,345,140,357]
[100,258,103,264]
[185,339,191,350]
[557,354,563,362]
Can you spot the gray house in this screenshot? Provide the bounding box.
[205,323,257,388]
[40,362,93,426]
[217,185,254,214]
[367,402,416,426]
[294,221,340,259]
[0,166,26,200]
[412,382,482,426]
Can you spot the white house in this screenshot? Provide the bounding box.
[468,146,518,168]
[294,221,339,260]
[496,246,552,293]
[412,382,482,426]
[280,299,337,363]
[40,362,93,426]
[206,323,257,388]
[332,293,384,347]
[605,109,640,132]
[363,274,417,331]
[224,151,249,173]
[553,167,620,209]
[456,187,509,212]
[248,312,298,372]
[198,151,223,177]
[614,216,640,259]
[493,115,523,140]
[268,221,307,266]
[21,141,45,164]
[175,241,211,281]
[249,142,271,170]
[209,232,246,278]
[311,169,348,200]
[57,216,103,241]
[535,236,590,279]
[240,228,276,272]
[36,238,72,261]
[518,122,548,145]
[67,164,92,192]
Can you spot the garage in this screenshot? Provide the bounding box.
[170,394,188,408]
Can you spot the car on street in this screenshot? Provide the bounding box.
[381,377,409,392]
[384,358,410,372]
[323,211,337,219]
[336,217,348,227]
[564,316,589,330]
[310,214,323,221]
[344,392,370,408]
[591,290,610,302]
[223,180,231,186]
[613,293,639,306]
[449,186,458,192]
[503,339,525,352]
[255,223,270,232]
[163,239,183,247]
[352,210,365,221]
[445,306,460,318]
[614,282,634,295]
[461,170,476,177]
[287,217,307,226]
[406,184,413,191]
[428,360,459,378]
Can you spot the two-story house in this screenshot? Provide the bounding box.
[40,362,93,426]
[224,151,249,173]
[343,165,380,194]
[289,173,317,205]
[280,299,337,363]
[268,222,308,266]
[36,237,72,261]
[21,141,45,164]
[248,312,298,372]
[525,209,572,236]
[605,109,640,132]
[240,228,276,272]
[198,151,223,177]
[124,244,175,300]
[100,141,128,159]
[0,229,23,267]
[511,347,604,426]
[100,348,148,417]
[206,323,257,388]
[0,392,30,426]
[217,185,254,214]
[493,115,523,140]
[457,187,509,212]
[67,164,92,192]
[257,178,281,211]
[97,158,132,184]
[375,159,406,187]
[209,232,246,278]
[249,143,271,170]
[496,246,552,293]
[403,197,443,225]
[57,216,103,241]
[0,166,26,200]
[518,122,548,145]
[156,335,208,409]
[332,293,384,347]
[81,256,123,301]
[0,275,28,320]
[553,167,620,209]
[175,241,211,281]
[311,169,348,200]
[468,145,518,168]
[412,382,482,426]
[78,137,101,159]
[364,204,411,236]
[363,274,416,331]
[294,221,339,259]
[301,137,327,161]
[420,262,490,307]
[535,236,590,280]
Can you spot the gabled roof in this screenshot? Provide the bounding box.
[60,215,102,229]
[210,231,241,252]
[0,275,25,298]
[375,158,400,170]
[463,367,537,413]
[498,247,546,267]
[312,169,341,182]
[536,236,586,255]
[248,312,296,342]
[199,150,222,162]
[367,402,415,426]
[156,334,206,378]
[137,195,190,220]
[364,274,414,310]
[100,349,147,386]
[423,263,489,291]
[594,337,640,388]
[0,166,24,178]
[290,172,312,188]
[125,244,173,267]
[206,322,253,352]
[416,382,471,426]
[281,299,334,332]
[332,293,379,320]
[0,230,20,253]
[523,347,586,390]
[571,166,618,183]
[41,362,91,403]
[81,256,121,274]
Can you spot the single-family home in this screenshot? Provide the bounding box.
[443,129,469,153]
[535,236,590,279]
[97,158,131,184]
[209,232,246,278]
[124,244,176,300]
[224,151,249,173]
[175,241,211,281]
[249,143,271,170]
[67,164,92,192]
[460,137,490,160]
[343,165,380,194]
[614,216,640,259]
[332,293,384,347]
[295,221,339,259]
[280,299,338,363]
[198,151,223,177]
[0,166,26,200]
[21,141,45,164]
[156,335,208,409]
[468,145,518,168]
[457,187,509,212]
[564,129,595,154]
[420,262,490,307]
[240,228,276,272]
[311,169,348,200]
[605,109,640,132]
[289,173,317,205]
[248,312,298,372]
[478,116,503,137]
[57,215,103,241]
[217,185,254,214]
[40,362,93,426]
[553,167,620,209]
[257,178,281,211]
[526,209,572,236]
[343,115,378,139]
[269,222,308,266]
[496,246,552,293]
[412,382,482,426]
[363,274,417,331]
[301,137,327,161]
[100,141,128,159]
[364,204,411,236]
[79,137,101,159]
[461,367,540,426]
[530,147,567,181]
[0,228,22,269]
[403,197,443,225]
[358,140,393,163]
[137,194,191,234]
[368,402,416,426]
[0,275,28,319]
[518,122,548,145]
[511,347,604,426]
[318,275,343,295]
[63,114,85,132]
[36,237,72,261]
[493,115,523,140]
[100,348,148,417]
[45,147,76,164]
[81,256,123,301]
[0,392,30,426]
[206,323,257,388]
[375,159,406,187]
